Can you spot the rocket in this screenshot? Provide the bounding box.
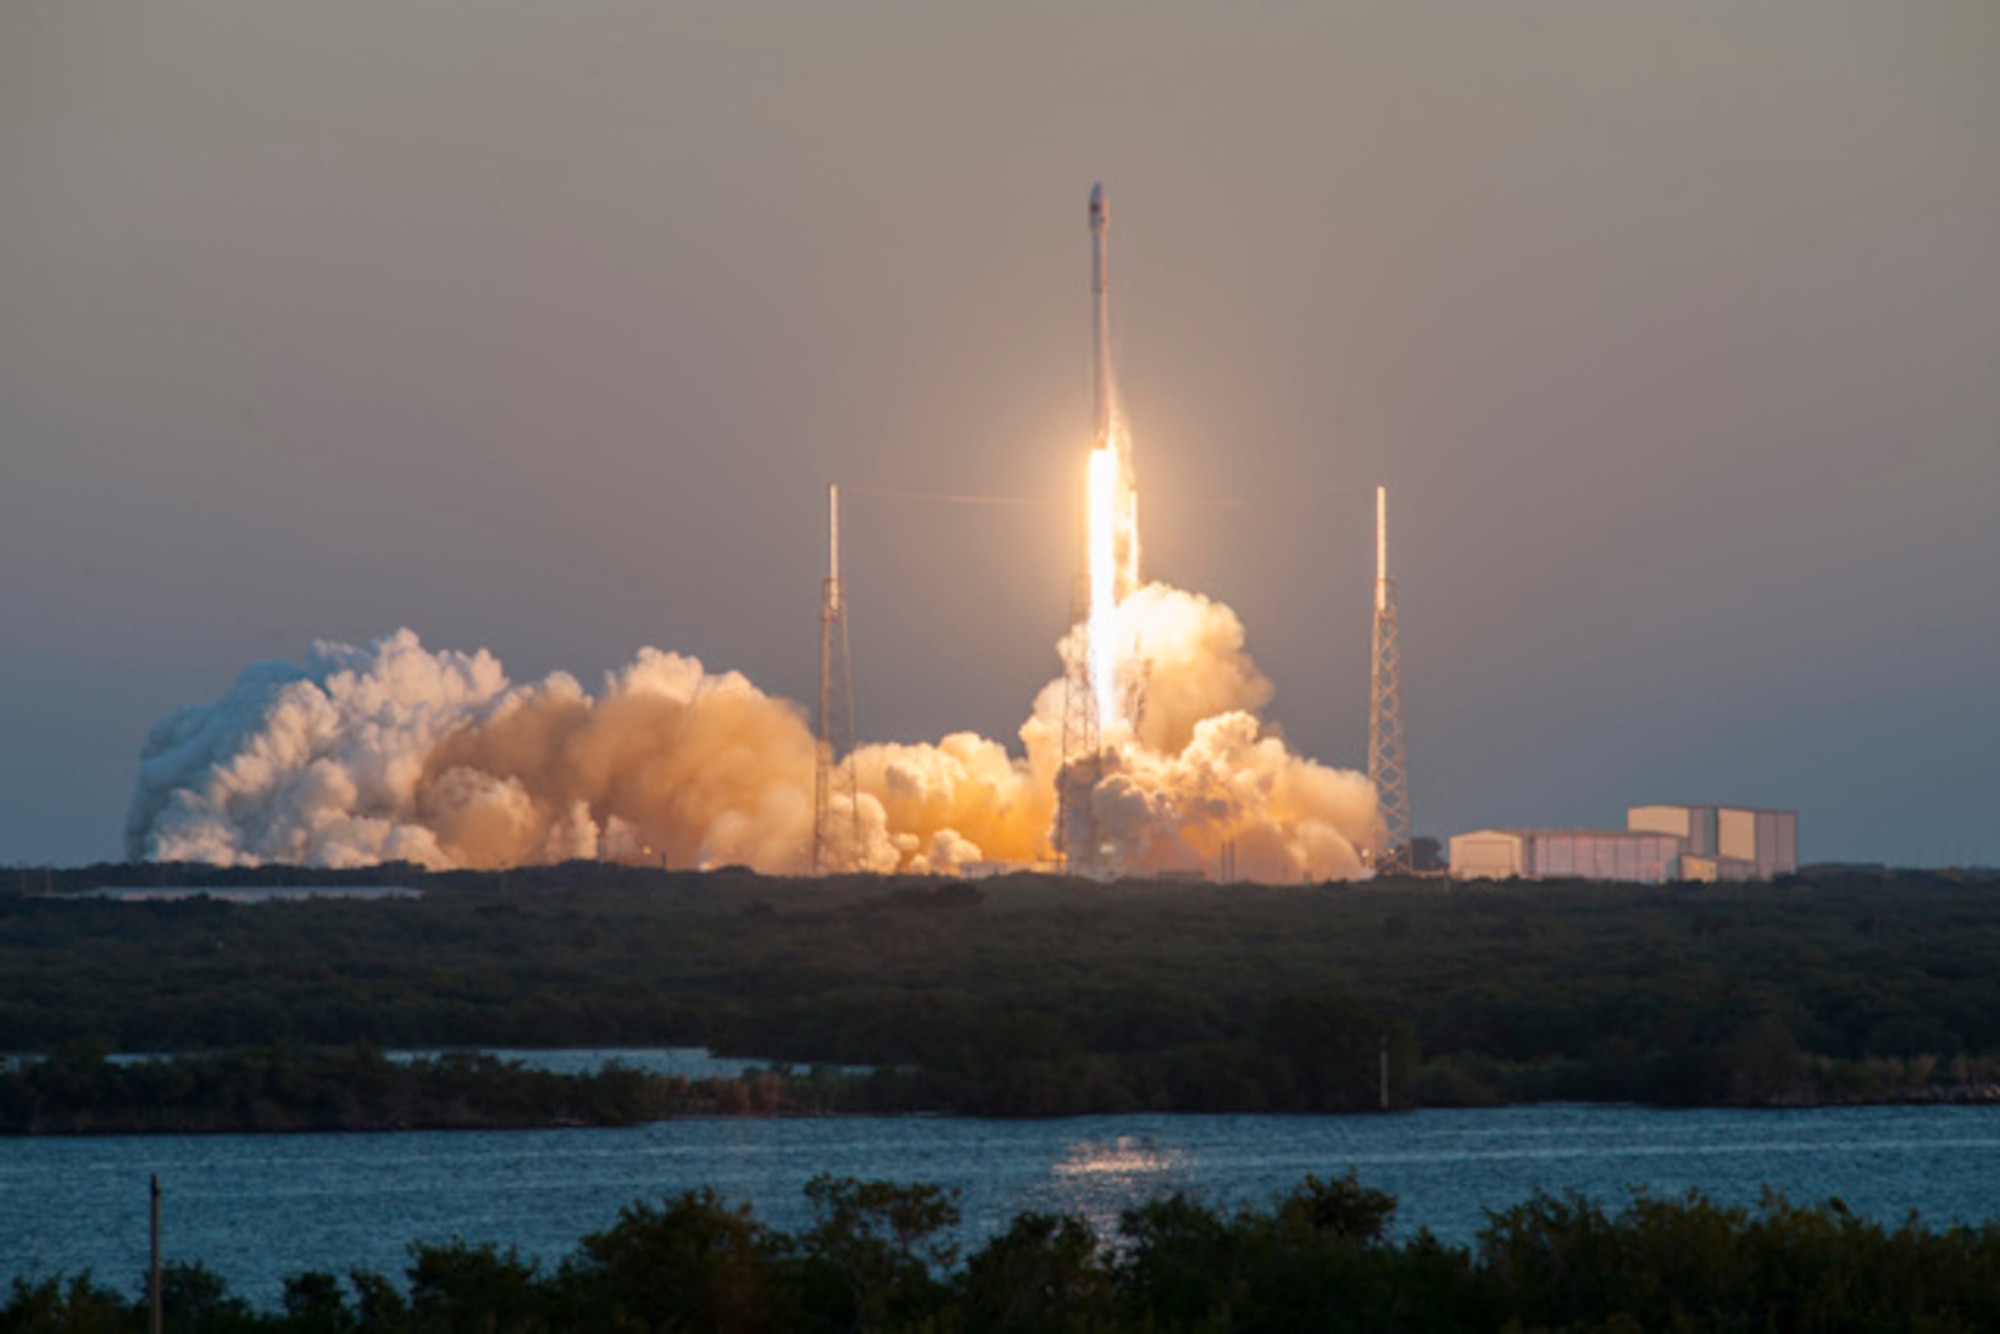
[1089,182,1112,451]
[1088,181,1141,600]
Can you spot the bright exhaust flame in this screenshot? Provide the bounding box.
[1086,405,1144,732]
[1087,445,1122,727]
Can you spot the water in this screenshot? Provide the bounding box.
[5,1104,1999,1307]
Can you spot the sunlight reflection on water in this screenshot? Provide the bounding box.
[1044,1135,1194,1241]
[8,1104,2000,1307]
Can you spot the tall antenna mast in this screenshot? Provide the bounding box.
[814,484,859,874]
[1368,485,1412,874]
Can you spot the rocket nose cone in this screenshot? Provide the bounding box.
[1089,182,1104,212]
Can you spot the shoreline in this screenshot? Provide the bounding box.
[9,1080,2000,1137]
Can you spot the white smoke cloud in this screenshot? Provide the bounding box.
[1068,583,1376,881]
[127,586,1376,880]
[126,630,818,871]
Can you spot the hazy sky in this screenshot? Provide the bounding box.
[3,2,1995,866]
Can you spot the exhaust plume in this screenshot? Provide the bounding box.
[128,588,1375,879]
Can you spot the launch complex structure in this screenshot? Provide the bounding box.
[810,185,1414,879]
[813,484,858,875]
[1369,485,1411,873]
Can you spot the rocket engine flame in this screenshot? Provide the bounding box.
[1083,184,1144,739]
[1087,444,1123,727]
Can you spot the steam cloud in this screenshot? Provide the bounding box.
[128,585,1376,881]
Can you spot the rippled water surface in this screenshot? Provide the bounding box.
[7,1104,1999,1306]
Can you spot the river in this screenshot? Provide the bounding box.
[8,1101,2000,1307]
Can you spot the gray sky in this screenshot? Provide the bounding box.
[3,1,1995,866]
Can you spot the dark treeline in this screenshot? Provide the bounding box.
[6,864,2000,1113]
[0,1047,866,1133]
[10,1175,2000,1331]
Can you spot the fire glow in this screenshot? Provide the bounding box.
[1087,444,1124,728]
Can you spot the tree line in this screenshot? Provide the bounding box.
[9,1174,2000,1331]
[0,1047,840,1134]
[5,864,2000,1114]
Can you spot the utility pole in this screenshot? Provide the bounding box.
[149,1175,163,1334]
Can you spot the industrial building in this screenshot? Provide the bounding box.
[1627,804,1798,880]
[1447,829,1684,883]
[1448,805,1798,883]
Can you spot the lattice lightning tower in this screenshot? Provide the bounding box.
[814,484,859,875]
[1368,485,1412,874]
[1056,570,1102,874]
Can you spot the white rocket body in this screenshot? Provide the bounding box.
[1089,183,1112,451]
[1376,485,1389,611]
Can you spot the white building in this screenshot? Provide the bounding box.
[1626,804,1797,880]
[1447,829,1683,883]
[1448,805,1798,883]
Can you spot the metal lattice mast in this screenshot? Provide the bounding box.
[814,484,859,875]
[1369,485,1412,874]
[1056,571,1101,874]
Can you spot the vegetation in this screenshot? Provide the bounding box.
[0,1046,862,1133]
[5,863,2000,1116]
[8,1175,2000,1330]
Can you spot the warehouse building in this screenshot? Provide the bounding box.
[1447,829,1684,883]
[1627,804,1797,880]
[1449,805,1798,883]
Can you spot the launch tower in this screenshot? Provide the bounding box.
[814,484,859,874]
[1368,485,1412,873]
[1056,570,1101,874]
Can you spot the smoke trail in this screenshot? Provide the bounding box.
[128,591,1375,879]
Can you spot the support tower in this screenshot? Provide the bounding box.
[1056,569,1101,874]
[814,484,860,874]
[1368,485,1412,874]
